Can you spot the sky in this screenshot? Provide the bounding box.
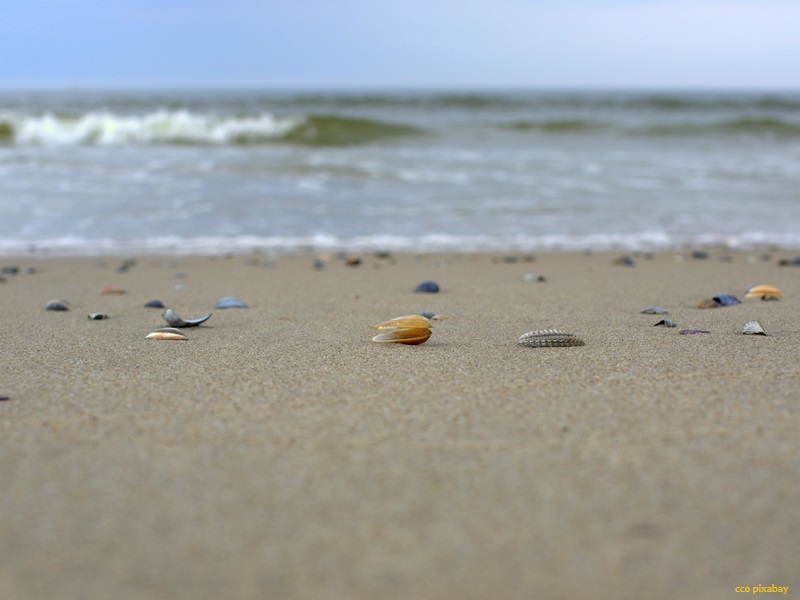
[1,0,799,90]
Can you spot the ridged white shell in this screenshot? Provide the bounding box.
[517,329,585,347]
[742,321,767,336]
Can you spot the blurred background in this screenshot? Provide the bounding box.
[1,0,799,255]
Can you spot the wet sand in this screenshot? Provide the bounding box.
[1,250,799,599]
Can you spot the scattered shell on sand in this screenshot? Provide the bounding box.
[697,298,721,309]
[45,299,69,311]
[745,285,781,300]
[712,294,741,306]
[742,321,767,335]
[654,319,676,328]
[517,329,585,347]
[144,299,165,308]
[414,281,440,293]
[697,294,741,309]
[214,297,248,309]
[640,306,669,315]
[98,284,126,295]
[777,256,800,267]
[345,256,362,267]
[87,313,108,320]
[613,255,635,267]
[162,308,212,327]
[371,314,433,345]
[145,327,188,341]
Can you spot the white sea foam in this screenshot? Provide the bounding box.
[6,110,300,146]
[2,231,799,258]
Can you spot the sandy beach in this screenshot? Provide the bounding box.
[1,249,798,599]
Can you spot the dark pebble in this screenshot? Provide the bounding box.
[144,299,166,308]
[414,281,440,293]
[613,256,635,267]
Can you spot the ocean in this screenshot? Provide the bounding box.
[1,89,799,256]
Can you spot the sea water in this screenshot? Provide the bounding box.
[1,89,799,256]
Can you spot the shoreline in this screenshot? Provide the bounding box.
[2,239,800,260]
[2,249,799,598]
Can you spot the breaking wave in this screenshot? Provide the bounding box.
[0,110,424,147]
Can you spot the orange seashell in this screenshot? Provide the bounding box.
[745,284,781,299]
[372,328,432,345]
[370,314,432,331]
[370,314,433,345]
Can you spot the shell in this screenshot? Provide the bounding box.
[98,284,126,295]
[712,294,741,306]
[742,321,767,335]
[214,297,248,309]
[640,306,669,315]
[371,314,433,331]
[370,314,433,345]
[45,299,69,311]
[517,329,585,347]
[679,329,710,335]
[414,281,440,293]
[654,319,676,328]
[162,308,212,327]
[745,285,781,299]
[87,313,108,320]
[777,256,800,266]
[613,256,635,267]
[145,327,188,341]
[372,328,432,345]
[696,298,721,309]
[144,299,166,308]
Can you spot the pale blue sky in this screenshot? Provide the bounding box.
[2,0,799,89]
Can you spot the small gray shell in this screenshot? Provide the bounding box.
[162,308,212,327]
[46,299,69,311]
[87,313,108,320]
[517,329,585,347]
[742,321,767,336]
[640,306,669,315]
[214,296,248,309]
[712,294,741,306]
